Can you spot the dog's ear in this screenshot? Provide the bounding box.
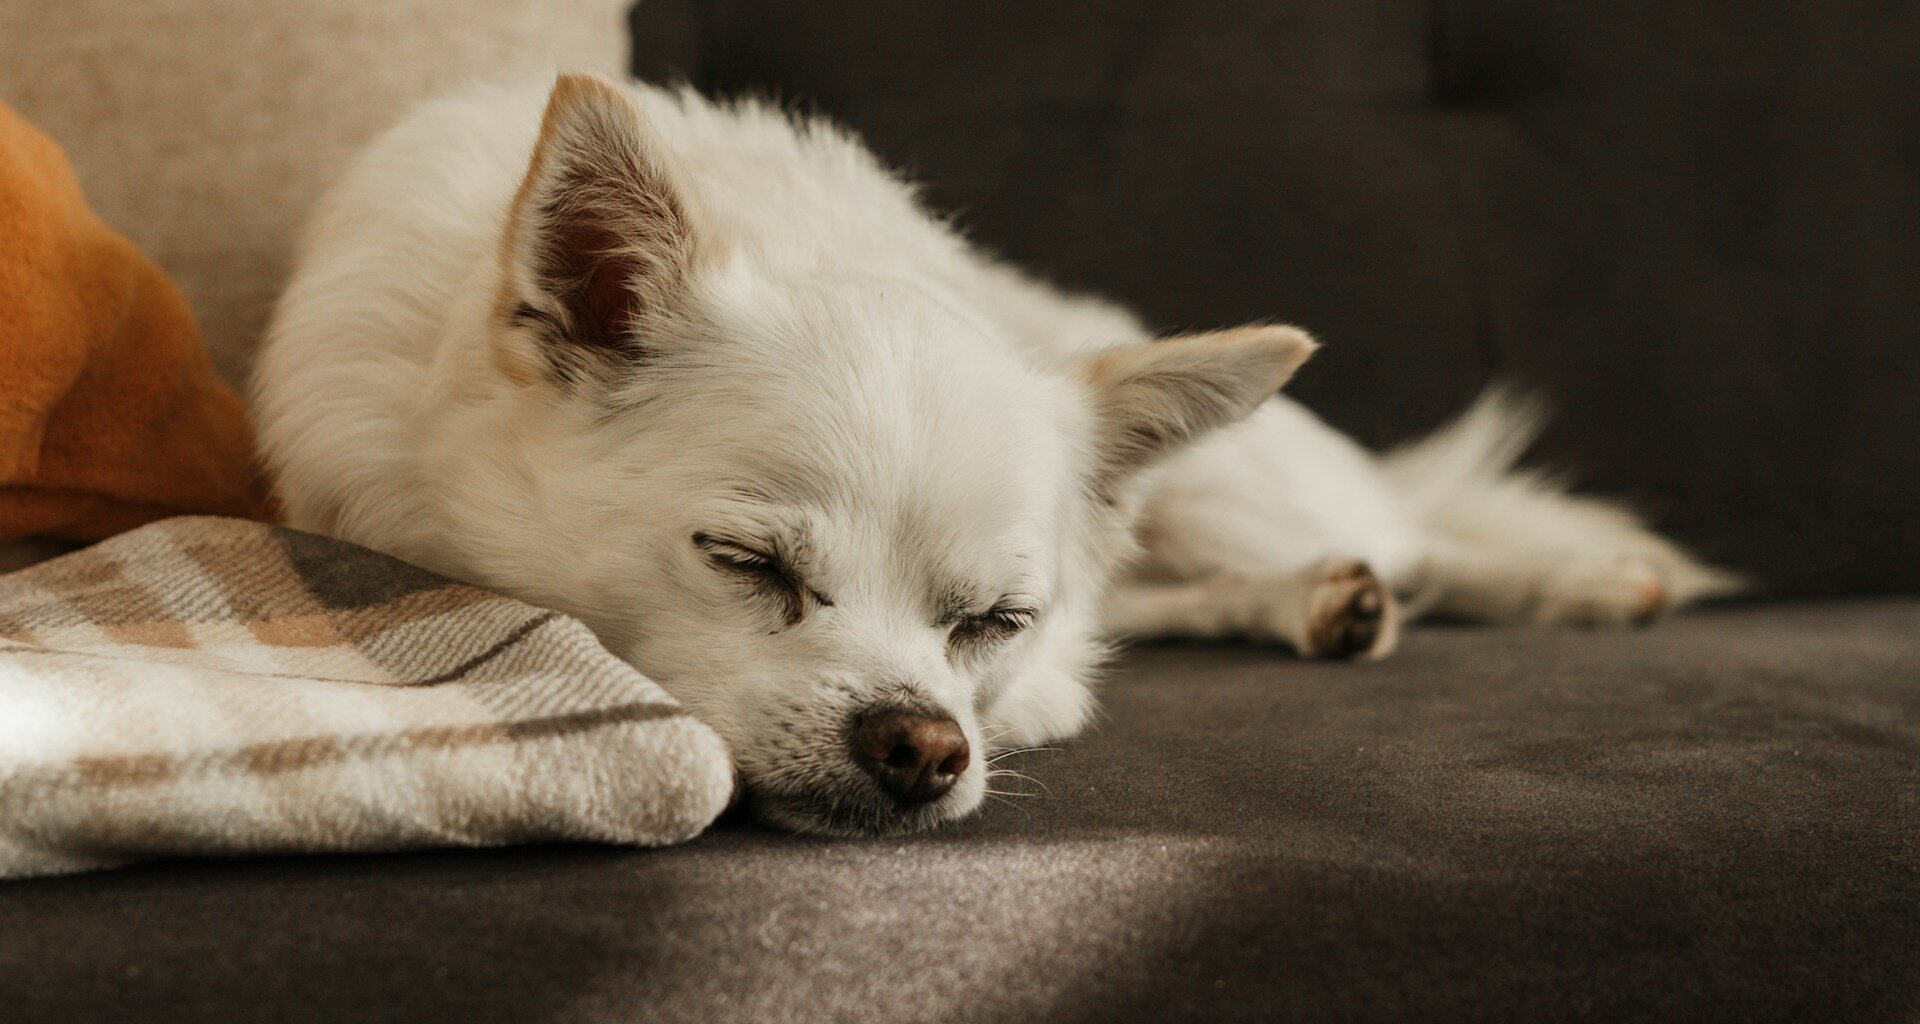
[1077,325,1316,490]
[496,73,698,388]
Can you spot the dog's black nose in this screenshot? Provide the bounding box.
[850,708,970,805]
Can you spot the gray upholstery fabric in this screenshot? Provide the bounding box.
[3,602,1915,1022]
[628,0,1920,599]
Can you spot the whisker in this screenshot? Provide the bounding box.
[986,767,1052,795]
[987,744,1057,764]
[980,791,1034,819]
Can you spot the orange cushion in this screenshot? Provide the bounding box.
[0,100,268,542]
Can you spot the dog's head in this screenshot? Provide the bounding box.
[452,75,1311,834]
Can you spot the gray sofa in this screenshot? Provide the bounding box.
[2,3,1916,1022]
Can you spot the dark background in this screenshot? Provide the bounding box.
[629,0,1920,600]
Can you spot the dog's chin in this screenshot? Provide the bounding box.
[746,786,973,837]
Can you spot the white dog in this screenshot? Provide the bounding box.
[253,73,1735,835]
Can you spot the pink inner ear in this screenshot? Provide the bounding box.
[544,217,647,355]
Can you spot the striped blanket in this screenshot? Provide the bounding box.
[0,517,732,878]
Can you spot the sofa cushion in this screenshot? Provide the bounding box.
[628,0,1920,600]
[0,0,632,386]
[2,601,1914,1022]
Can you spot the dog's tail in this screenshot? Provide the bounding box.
[1378,387,1745,617]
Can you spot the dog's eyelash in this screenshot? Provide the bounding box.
[948,606,1037,649]
[696,535,779,572]
[694,534,791,584]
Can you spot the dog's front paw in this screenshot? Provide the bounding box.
[1301,559,1399,660]
[1228,558,1399,660]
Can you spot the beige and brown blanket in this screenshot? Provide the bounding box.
[0,517,732,878]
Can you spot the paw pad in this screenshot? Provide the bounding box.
[1308,561,1396,660]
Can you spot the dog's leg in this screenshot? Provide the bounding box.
[1105,395,1423,660]
[1105,558,1399,659]
[1379,390,1744,625]
[1410,541,1675,626]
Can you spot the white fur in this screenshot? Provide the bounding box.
[254,74,1735,835]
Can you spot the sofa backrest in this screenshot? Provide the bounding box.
[0,0,632,386]
[629,0,1920,599]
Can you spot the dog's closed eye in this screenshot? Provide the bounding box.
[948,605,1036,651]
[693,533,829,626]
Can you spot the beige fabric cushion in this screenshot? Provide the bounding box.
[0,0,630,384]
